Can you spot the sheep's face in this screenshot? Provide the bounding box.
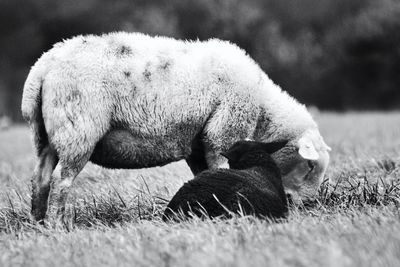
[271,129,331,202]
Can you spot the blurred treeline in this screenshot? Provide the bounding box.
[1,0,400,120]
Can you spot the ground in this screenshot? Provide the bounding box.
[0,112,399,267]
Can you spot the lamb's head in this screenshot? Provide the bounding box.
[271,129,331,202]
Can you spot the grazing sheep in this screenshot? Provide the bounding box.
[163,140,288,221]
[21,32,330,222]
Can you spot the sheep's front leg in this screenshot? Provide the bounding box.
[204,147,230,169]
[186,140,227,173]
[186,151,209,175]
[201,101,259,170]
[186,134,209,175]
[202,133,244,170]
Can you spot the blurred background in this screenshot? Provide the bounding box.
[1,0,400,121]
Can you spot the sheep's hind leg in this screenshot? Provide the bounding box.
[45,153,92,225]
[31,147,58,221]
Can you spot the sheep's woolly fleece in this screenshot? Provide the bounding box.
[22,31,316,151]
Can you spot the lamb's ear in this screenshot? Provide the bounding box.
[220,146,242,162]
[298,136,319,160]
[262,140,288,154]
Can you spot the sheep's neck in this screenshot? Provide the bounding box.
[254,76,317,141]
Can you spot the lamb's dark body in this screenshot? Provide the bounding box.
[163,141,288,221]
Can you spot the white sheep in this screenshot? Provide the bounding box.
[21,32,331,222]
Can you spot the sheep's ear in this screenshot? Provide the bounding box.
[262,140,288,154]
[298,136,319,160]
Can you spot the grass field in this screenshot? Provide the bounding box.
[0,112,400,267]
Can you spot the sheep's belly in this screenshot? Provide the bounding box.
[89,129,189,169]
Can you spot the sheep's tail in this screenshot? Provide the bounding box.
[21,60,49,156]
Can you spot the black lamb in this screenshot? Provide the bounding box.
[163,140,289,221]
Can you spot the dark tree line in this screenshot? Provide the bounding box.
[1,0,400,120]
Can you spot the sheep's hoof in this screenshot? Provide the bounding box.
[31,208,47,223]
[44,215,71,229]
[44,207,69,229]
[31,199,48,222]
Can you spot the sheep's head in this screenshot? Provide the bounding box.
[271,129,331,202]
